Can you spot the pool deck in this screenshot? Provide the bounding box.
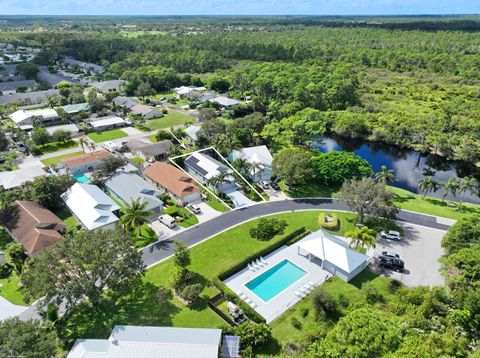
[224,243,330,323]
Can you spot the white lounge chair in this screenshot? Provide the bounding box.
[255,259,264,267]
[294,290,305,298]
[252,262,261,270]
[260,257,268,265]
[236,291,247,299]
[308,280,316,287]
[248,263,256,272]
[305,282,314,290]
[245,297,253,305]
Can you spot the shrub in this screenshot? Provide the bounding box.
[180,283,203,304]
[291,317,302,329]
[45,305,58,323]
[337,293,350,308]
[0,263,13,278]
[235,322,271,350]
[301,307,309,318]
[156,287,171,304]
[171,267,193,291]
[313,288,337,318]
[162,109,168,114]
[155,130,172,141]
[362,282,384,304]
[250,218,288,241]
[318,212,340,231]
[388,279,403,293]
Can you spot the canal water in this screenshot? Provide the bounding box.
[315,136,480,205]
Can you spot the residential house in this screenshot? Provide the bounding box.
[127,139,174,162]
[60,102,90,115]
[105,172,163,216]
[145,162,201,205]
[229,145,273,182]
[184,152,236,192]
[295,229,369,282]
[184,125,202,143]
[62,57,105,75]
[0,166,46,190]
[209,96,241,109]
[0,89,61,106]
[62,149,112,175]
[91,80,125,93]
[45,123,83,138]
[196,91,217,102]
[0,64,21,79]
[174,86,207,98]
[130,104,162,119]
[61,183,120,232]
[0,80,36,95]
[9,108,59,130]
[2,200,65,257]
[38,65,79,87]
[86,115,127,131]
[67,325,239,358]
[113,96,138,110]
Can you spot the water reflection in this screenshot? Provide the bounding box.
[315,136,480,204]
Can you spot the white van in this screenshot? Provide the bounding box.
[158,214,177,228]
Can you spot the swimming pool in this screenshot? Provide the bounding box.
[74,173,91,183]
[245,259,306,302]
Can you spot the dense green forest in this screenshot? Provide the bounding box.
[5,20,477,165]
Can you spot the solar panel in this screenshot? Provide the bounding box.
[185,156,208,176]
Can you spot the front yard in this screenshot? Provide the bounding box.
[87,129,128,143]
[61,211,356,342]
[144,111,194,130]
[36,140,78,154]
[40,151,84,166]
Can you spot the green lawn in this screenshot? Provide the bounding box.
[132,224,158,248]
[37,140,77,154]
[148,134,158,143]
[280,181,480,220]
[87,129,128,143]
[163,205,199,228]
[131,157,145,164]
[0,273,28,306]
[206,196,230,212]
[145,111,194,130]
[62,211,356,341]
[41,151,84,166]
[53,208,79,230]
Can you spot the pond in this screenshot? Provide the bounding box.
[314,136,480,205]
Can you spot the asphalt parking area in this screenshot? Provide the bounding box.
[372,222,446,287]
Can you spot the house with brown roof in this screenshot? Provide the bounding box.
[127,139,174,162]
[62,150,112,175]
[145,162,201,205]
[2,201,65,257]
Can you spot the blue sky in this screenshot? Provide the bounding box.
[1,0,479,16]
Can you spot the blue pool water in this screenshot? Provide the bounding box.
[74,173,91,183]
[246,260,306,302]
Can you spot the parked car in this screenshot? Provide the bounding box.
[379,257,405,272]
[270,181,280,191]
[158,214,177,228]
[380,251,400,259]
[380,230,401,240]
[188,203,201,214]
[260,181,270,190]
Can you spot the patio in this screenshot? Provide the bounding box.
[224,244,330,323]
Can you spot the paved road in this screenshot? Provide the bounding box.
[141,198,451,267]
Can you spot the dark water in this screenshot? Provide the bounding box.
[314,136,480,205]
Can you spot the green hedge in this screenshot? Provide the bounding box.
[212,227,310,323]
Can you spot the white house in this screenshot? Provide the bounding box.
[67,325,233,358]
[61,183,120,232]
[174,86,207,98]
[105,172,163,217]
[229,145,273,182]
[184,152,236,192]
[87,116,127,131]
[184,125,202,143]
[45,123,83,138]
[295,229,369,282]
[209,96,241,109]
[0,166,46,190]
[9,108,59,129]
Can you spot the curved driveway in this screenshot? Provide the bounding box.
[141,198,451,267]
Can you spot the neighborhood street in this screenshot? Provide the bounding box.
[141,198,453,267]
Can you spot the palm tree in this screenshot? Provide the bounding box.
[441,178,460,203]
[375,166,395,185]
[120,199,153,237]
[458,176,478,208]
[78,137,88,153]
[232,159,251,178]
[418,176,440,200]
[207,168,233,194]
[345,226,376,251]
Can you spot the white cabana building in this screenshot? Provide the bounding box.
[295,229,369,282]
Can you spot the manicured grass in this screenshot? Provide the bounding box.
[145,111,194,130]
[87,129,128,143]
[389,186,480,220]
[280,181,480,220]
[132,224,157,248]
[0,273,28,306]
[53,208,79,230]
[0,165,20,172]
[37,140,77,154]
[206,197,230,212]
[148,134,158,143]
[163,205,199,228]
[62,211,356,341]
[40,151,84,166]
[131,157,145,164]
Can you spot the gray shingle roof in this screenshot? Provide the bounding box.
[0,80,36,91]
[0,89,61,105]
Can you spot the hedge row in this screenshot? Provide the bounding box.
[212,227,310,323]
